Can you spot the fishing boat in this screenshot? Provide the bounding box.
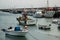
[38,24,50,30]
[16,10,36,26]
[1,26,28,36]
[52,19,60,24]
[17,17,36,26]
[33,10,43,18]
[44,0,55,18]
[52,19,58,23]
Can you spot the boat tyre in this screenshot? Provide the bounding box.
[39,27,43,29]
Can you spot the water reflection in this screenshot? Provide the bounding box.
[5,35,27,40]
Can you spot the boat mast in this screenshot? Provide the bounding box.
[47,0,49,8]
[46,0,49,12]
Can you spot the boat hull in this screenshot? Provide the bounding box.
[33,14,42,18]
[20,20,36,26]
[44,11,55,18]
[4,31,28,36]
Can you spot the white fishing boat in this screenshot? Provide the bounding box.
[2,26,28,36]
[52,19,60,23]
[16,10,36,26]
[16,17,36,26]
[52,19,58,23]
[44,0,55,18]
[38,24,50,30]
[33,10,43,18]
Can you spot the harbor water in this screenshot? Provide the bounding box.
[0,11,60,40]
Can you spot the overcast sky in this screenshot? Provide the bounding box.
[0,0,60,9]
